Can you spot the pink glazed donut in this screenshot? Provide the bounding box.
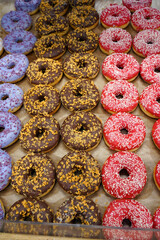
[132,29,160,58]
[101,80,139,114]
[153,206,160,228]
[100,4,131,28]
[0,149,12,191]
[152,119,160,150]
[0,111,22,148]
[139,83,160,118]
[102,151,147,199]
[140,54,160,84]
[103,112,146,151]
[131,7,160,32]
[1,11,32,33]
[0,54,29,83]
[3,30,37,55]
[122,0,152,12]
[153,160,160,191]
[0,83,23,113]
[102,53,140,81]
[99,27,132,55]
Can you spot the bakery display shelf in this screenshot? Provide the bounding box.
[1,0,160,239]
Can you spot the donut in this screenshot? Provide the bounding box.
[40,0,69,16]
[131,7,160,32]
[0,149,12,191]
[11,152,56,198]
[99,27,132,55]
[0,83,23,113]
[34,34,66,59]
[0,53,29,83]
[102,53,140,82]
[67,6,99,30]
[1,11,32,33]
[56,151,101,196]
[122,0,152,12]
[152,119,160,150]
[153,160,160,191]
[26,58,63,86]
[35,14,69,37]
[132,29,160,58]
[55,196,101,225]
[60,79,100,112]
[60,111,102,151]
[0,200,5,220]
[69,0,95,7]
[6,198,53,222]
[3,30,37,55]
[0,111,22,148]
[0,38,3,56]
[24,84,61,116]
[103,112,146,151]
[103,199,153,236]
[15,0,41,15]
[139,83,160,118]
[100,4,131,28]
[101,80,139,114]
[63,52,100,80]
[102,151,147,199]
[66,28,98,53]
[140,54,160,84]
[19,115,60,153]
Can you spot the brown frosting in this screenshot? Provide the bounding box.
[26,58,63,86]
[34,34,66,59]
[35,14,69,36]
[60,111,102,151]
[54,196,101,225]
[24,84,61,116]
[66,28,99,53]
[68,5,99,29]
[11,152,56,198]
[69,0,95,6]
[6,198,54,222]
[63,52,100,79]
[56,151,101,196]
[19,115,60,153]
[60,79,100,111]
[40,0,69,16]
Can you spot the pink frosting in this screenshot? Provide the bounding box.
[100,4,131,27]
[152,119,160,149]
[133,29,160,57]
[102,53,140,81]
[103,112,146,151]
[102,151,147,199]
[140,54,160,84]
[131,7,160,31]
[153,206,160,229]
[99,27,132,54]
[101,80,139,113]
[139,83,160,118]
[122,0,152,12]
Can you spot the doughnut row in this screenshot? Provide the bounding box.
[0,0,160,237]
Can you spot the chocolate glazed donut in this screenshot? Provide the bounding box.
[55,196,101,225]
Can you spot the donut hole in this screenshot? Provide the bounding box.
[20,213,32,221]
[120,128,128,135]
[1,94,9,100]
[29,168,36,177]
[73,165,83,176]
[48,0,55,7]
[146,39,154,45]
[112,36,121,42]
[77,59,87,68]
[74,87,83,97]
[46,20,53,26]
[119,168,129,178]
[16,38,23,43]
[46,41,53,48]
[70,215,83,224]
[112,13,119,18]
[38,95,45,102]
[7,62,15,69]
[115,93,123,99]
[35,128,45,138]
[11,17,20,23]
[116,62,124,70]
[39,65,46,74]
[144,15,152,20]
[154,67,160,73]
[0,126,5,132]
[77,124,87,132]
[122,218,132,227]
[78,36,87,42]
[24,0,31,2]
[156,96,160,103]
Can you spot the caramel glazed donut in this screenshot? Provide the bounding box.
[60,111,103,151]
[56,151,101,196]
[11,152,56,198]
